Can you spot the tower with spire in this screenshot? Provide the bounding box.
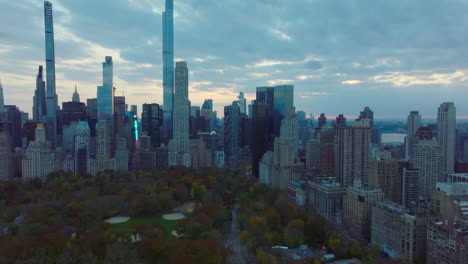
[72,84,80,102]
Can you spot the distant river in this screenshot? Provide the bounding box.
[381,133,406,144]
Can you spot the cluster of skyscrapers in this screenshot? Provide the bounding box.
[0,1,466,262]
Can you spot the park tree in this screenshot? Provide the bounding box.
[284,219,305,248]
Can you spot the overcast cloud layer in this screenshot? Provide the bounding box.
[1,0,468,119]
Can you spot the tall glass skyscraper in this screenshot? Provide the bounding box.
[162,0,174,141]
[97,56,114,120]
[44,1,58,146]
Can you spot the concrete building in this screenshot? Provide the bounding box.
[268,107,304,190]
[413,137,443,199]
[318,125,335,175]
[426,219,467,264]
[190,138,212,170]
[224,101,241,168]
[22,124,53,181]
[33,66,47,123]
[141,103,163,150]
[287,180,308,207]
[343,178,384,239]
[168,61,191,167]
[406,111,421,159]
[0,128,18,181]
[259,151,274,185]
[368,155,402,204]
[90,120,115,175]
[0,79,4,121]
[402,162,420,208]
[336,119,372,185]
[318,113,327,129]
[238,92,247,115]
[115,138,129,172]
[308,177,346,223]
[139,133,156,169]
[431,182,468,220]
[438,102,456,174]
[74,121,90,174]
[305,139,320,172]
[445,173,468,183]
[371,202,430,263]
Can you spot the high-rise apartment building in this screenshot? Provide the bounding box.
[335,114,346,128]
[0,78,4,121]
[426,220,467,264]
[401,161,420,208]
[238,92,247,115]
[44,1,58,147]
[413,128,443,199]
[141,103,163,150]
[318,125,335,175]
[74,121,90,174]
[0,127,17,181]
[22,124,53,181]
[308,177,346,223]
[4,105,22,148]
[33,66,47,122]
[224,101,241,168]
[162,0,174,141]
[406,111,421,158]
[437,102,456,173]
[368,155,402,204]
[62,101,86,126]
[371,202,430,263]
[336,119,372,185]
[343,178,385,239]
[318,113,327,128]
[252,101,269,177]
[97,56,114,121]
[168,61,191,167]
[264,107,304,190]
[90,120,115,175]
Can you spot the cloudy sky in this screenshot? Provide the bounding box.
[1,0,468,119]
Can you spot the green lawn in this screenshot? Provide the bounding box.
[88,216,182,237]
[112,216,180,233]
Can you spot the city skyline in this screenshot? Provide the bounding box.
[1,0,468,118]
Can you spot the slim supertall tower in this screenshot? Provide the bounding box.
[169,61,191,167]
[44,1,58,147]
[437,102,456,173]
[162,0,174,141]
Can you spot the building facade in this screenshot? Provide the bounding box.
[343,178,384,239]
[168,61,191,167]
[437,102,456,174]
[44,1,58,147]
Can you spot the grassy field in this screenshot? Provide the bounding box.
[112,216,180,232]
[89,216,181,237]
